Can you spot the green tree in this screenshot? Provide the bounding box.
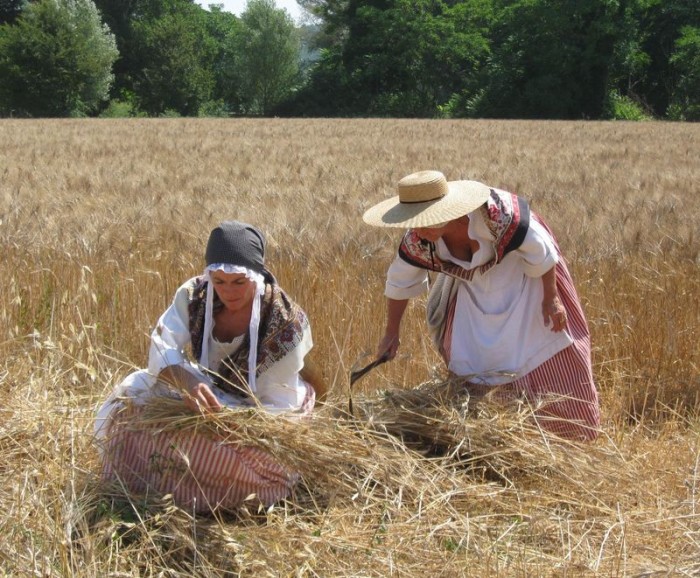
[0,0,118,117]
[235,0,301,115]
[92,0,243,116]
[130,0,218,116]
[90,0,144,100]
[204,5,244,115]
[290,0,492,117]
[357,0,492,116]
[298,0,350,48]
[0,0,24,24]
[475,0,625,119]
[623,0,700,117]
[669,26,700,120]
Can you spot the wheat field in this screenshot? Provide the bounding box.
[1,118,699,577]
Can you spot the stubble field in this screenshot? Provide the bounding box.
[0,118,699,576]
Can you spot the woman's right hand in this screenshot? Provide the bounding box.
[159,365,223,414]
[377,332,400,361]
[184,381,223,414]
[378,298,408,361]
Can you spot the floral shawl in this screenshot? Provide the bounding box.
[187,279,309,397]
[397,189,531,281]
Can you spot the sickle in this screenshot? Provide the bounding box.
[348,352,391,416]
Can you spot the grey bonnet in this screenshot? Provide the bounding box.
[205,221,266,274]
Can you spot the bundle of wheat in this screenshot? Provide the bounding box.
[131,396,430,504]
[351,378,613,487]
[129,381,623,506]
[91,382,656,575]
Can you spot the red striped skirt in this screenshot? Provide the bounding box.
[101,388,315,513]
[489,344,600,441]
[442,218,600,441]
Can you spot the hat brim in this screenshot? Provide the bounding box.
[362,180,491,228]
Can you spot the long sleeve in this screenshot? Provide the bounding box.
[518,218,559,278]
[146,278,314,412]
[147,279,196,376]
[384,254,430,300]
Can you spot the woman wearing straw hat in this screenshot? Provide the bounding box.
[363,170,600,441]
[95,221,325,512]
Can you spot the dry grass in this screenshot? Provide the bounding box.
[1,118,699,576]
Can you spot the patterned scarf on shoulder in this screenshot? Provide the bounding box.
[398,189,531,281]
[187,279,309,397]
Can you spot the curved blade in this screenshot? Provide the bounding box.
[349,352,390,386]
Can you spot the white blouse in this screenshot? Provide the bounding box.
[385,211,573,385]
[148,278,313,411]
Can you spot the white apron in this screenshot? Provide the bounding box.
[446,250,573,385]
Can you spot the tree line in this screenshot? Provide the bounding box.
[1,0,698,120]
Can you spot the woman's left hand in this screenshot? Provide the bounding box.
[542,295,568,332]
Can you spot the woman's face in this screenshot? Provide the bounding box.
[211,270,256,313]
[413,222,449,242]
[413,216,468,242]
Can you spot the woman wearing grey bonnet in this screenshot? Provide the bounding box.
[95,221,322,512]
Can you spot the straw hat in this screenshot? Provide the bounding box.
[362,170,490,228]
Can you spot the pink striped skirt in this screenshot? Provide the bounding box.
[486,345,600,441]
[101,390,314,513]
[442,218,600,442]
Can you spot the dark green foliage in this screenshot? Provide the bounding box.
[91,0,236,116]
[0,0,118,117]
[1,0,698,119]
[0,0,24,24]
[626,0,700,117]
[204,6,244,115]
[289,0,492,117]
[90,0,299,116]
[472,0,625,119]
[669,26,700,120]
[130,0,218,116]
